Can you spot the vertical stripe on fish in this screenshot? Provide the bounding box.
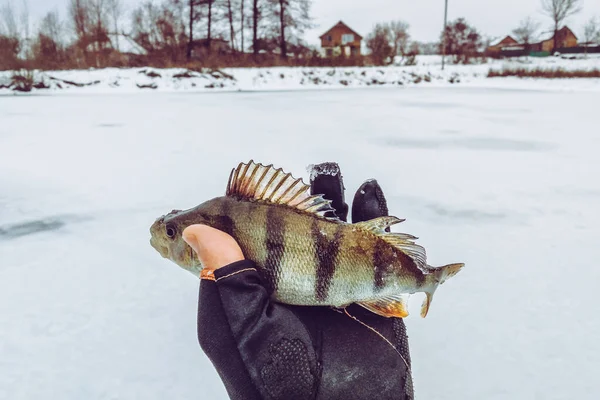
[216,198,234,236]
[374,239,425,292]
[312,220,343,302]
[373,240,396,292]
[265,206,285,294]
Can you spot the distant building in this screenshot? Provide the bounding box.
[487,26,579,57]
[531,26,578,52]
[319,21,362,57]
[84,33,148,66]
[107,33,148,57]
[486,35,520,55]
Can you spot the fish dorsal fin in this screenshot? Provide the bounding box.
[355,217,427,271]
[354,216,405,233]
[358,294,410,318]
[380,232,427,271]
[226,160,338,218]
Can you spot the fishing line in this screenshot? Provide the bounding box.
[342,307,411,373]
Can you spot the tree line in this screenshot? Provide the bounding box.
[0,0,315,70]
[1,0,599,71]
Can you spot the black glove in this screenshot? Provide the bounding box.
[310,161,413,394]
[309,163,389,225]
[351,179,390,225]
[309,162,349,221]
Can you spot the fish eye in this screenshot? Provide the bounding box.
[165,224,177,239]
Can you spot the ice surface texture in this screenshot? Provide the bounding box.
[1,86,599,400]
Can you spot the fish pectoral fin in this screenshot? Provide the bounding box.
[358,294,410,318]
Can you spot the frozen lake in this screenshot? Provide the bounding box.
[1,87,599,399]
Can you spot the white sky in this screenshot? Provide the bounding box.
[15,0,600,44]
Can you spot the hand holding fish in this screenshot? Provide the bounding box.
[182,224,244,271]
[149,161,443,400]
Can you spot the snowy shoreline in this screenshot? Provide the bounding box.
[1,55,600,94]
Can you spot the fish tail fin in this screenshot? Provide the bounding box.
[435,263,465,285]
[420,263,464,318]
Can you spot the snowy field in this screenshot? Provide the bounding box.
[1,85,599,399]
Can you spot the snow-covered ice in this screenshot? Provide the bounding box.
[1,85,599,399]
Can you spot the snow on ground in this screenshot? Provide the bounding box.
[1,86,600,399]
[1,54,599,94]
[416,53,600,71]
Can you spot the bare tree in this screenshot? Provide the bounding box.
[186,0,207,60]
[226,0,236,51]
[34,10,65,67]
[201,0,217,52]
[266,0,311,59]
[186,0,222,56]
[106,0,122,50]
[365,21,411,65]
[389,20,410,57]
[276,0,286,57]
[68,0,90,50]
[39,9,63,44]
[252,0,259,57]
[132,1,162,50]
[0,1,20,69]
[132,0,188,63]
[1,1,19,38]
[583,17,599,56]
[187,0,196,59]
[106,0,121,33]
[541,0,581,52]
[583,17,599,43]
[88,0,111,57]
[512,16,540,46]
[20,0,30,43]
[440,18,482,64]
[366,23,392,65]
[239,0,244,51]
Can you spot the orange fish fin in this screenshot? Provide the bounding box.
[226,160,338,219]
[358,294,410,318]
[420,292,433,318]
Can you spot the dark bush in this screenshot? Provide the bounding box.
[0,36,21,71]
[488,68,600,78]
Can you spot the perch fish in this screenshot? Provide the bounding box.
[149,161,464,318]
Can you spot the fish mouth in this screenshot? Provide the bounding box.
[149,237,170,259]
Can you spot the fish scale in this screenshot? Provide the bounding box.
[149,160,465,318]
